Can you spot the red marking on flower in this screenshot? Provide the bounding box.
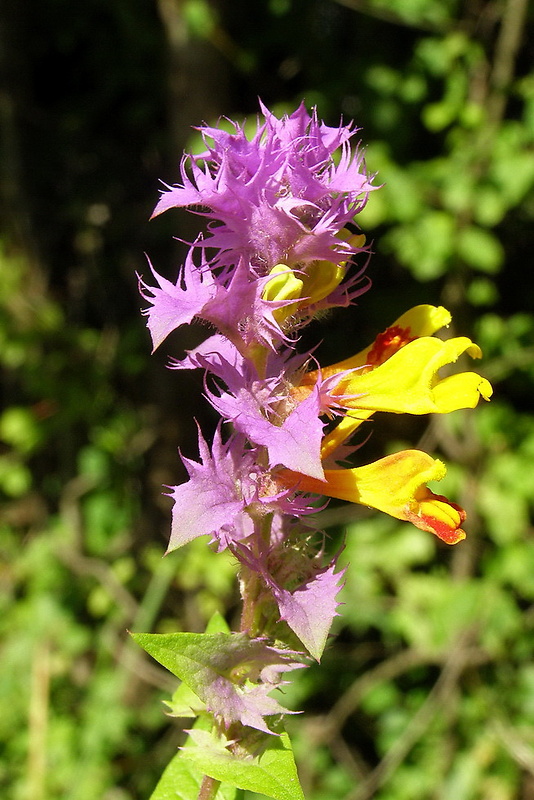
[423,511,466,544]
[365,325,415,368]
[406,492,467,545]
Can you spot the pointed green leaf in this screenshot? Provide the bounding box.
[204,610,231,634]
[130,630,232,683]
[164,681,205,719]
[149,747,236,800]
[161,613,230,717]
[181,725,305,800]
[457,226,503,273]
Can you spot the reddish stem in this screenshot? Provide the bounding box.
[197,774,221,800]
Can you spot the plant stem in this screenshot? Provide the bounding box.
[240,564,262,634]
[239,514,273,635]
[197,774,221,800]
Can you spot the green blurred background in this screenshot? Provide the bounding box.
[1,1,533,798]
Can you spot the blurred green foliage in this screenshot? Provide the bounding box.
[1,0,533,798]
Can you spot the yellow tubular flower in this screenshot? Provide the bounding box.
[320,410,374,461]
[298,259,346,306]
[263,264,305,326]
[294,305,492,417]
[297,233,366,307]
[280,306,493,544]
[292,306,492,459]
[262,232,367,323]
[280,450,467,545]
[334,336,492,415]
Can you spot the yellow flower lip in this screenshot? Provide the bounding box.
[263,265,304,305]
[279,450,468,545]
[332,335,493,415]
[262,265,305,327]
[293,304,492,421]
[262,228,368,318]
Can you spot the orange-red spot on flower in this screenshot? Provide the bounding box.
[365,325,415,370]
[405,491,467,545]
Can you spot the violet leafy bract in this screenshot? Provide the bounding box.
[167,426,317,555]
[205,370,326,480]
[268,560,346,663]
[131,631,304,735]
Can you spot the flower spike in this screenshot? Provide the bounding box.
[137,102,493,777]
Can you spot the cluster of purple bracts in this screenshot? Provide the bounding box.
[138,101,492,742]
[139,102,376,730]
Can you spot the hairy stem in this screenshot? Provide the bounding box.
[239,564,262,635]
[239,514,274,635]
[197,774,221,800]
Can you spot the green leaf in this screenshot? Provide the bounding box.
[181,725,304,800]
[466,277,499,307]
[204,610,231,634]
[383,211,455,279]
[0,407,41,453]
[165,681,206,720]
[131,631,241,689]
[0,455,32,497]
[163,612,231,718]
[130,631,230,679]
[183,0,216,38]
[149,743,236,800]
[131,631,235,723]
